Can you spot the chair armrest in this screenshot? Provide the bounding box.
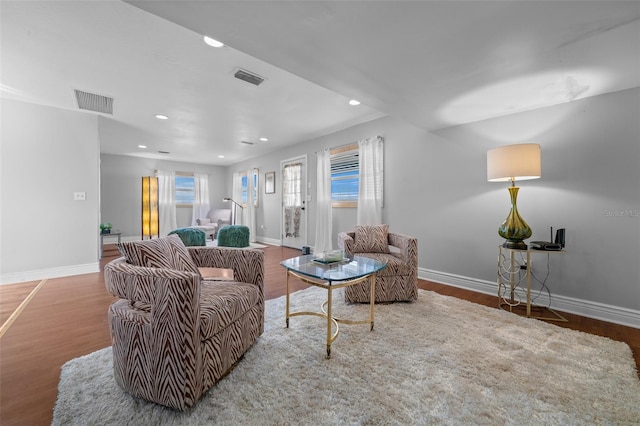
[188,246,264,292]
[105,257,202,405]
[337,232,356,257]
[104,257,201,340]
[388,233,418,269]
[105,257,200,305]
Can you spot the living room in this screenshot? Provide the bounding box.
[3,0,638,325]
[1,1,639,424]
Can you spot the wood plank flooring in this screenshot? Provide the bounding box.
[0,245,638,425]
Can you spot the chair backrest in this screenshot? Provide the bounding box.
[209,209,232,224]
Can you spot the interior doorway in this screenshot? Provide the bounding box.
[280,156,307,249]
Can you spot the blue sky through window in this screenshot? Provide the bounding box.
[176,175,194,204]
[240,172,258,204]
[331,170,358,202]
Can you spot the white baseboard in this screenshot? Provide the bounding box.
[101,235,141,244]
[6,257,635,329]
[255,236,282,247]
[419,268,640,329]
[107,235,282,247]
[1,263,100,285]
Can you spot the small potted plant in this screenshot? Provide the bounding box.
[100,223,112,234]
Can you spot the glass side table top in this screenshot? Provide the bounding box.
[280,254,386,282]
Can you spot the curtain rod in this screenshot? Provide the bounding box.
[329,142,358,155]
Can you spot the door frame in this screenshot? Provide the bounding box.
[280,155,308,249]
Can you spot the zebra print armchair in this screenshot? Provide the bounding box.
[338,225,418,303]
[104,235,264,411]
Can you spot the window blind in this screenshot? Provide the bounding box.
[330,148,359,203]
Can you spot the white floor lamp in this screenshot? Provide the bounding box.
[223,197,244,225]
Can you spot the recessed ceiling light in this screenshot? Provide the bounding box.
[155,114,168,120]
[203,36,224,48]
[138,145,147,149]
[349,99,361,106]
[218,155,225,159]
[259,137,269,142]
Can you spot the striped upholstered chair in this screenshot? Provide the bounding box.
[338,225,418,303]
[104,234,264,411]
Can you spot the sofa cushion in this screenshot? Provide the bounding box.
[117,234,200,276]
[353,224,390,253]
[190,225,217,235]
[199,281,261,340]
[355,253,410,277]
[197,218,211,226]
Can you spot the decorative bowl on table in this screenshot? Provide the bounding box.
[320,250,344,263]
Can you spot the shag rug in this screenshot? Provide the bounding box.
[53,288,640,425]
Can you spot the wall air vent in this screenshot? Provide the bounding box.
[233,68,265,86]
[240,140,255,145]
[74,89,113,114]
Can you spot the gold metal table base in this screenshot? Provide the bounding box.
[497,246,568,323]
[285,270,376,358]
[498,300,568,322]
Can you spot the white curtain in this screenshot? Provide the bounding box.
[157,170,177,236]
[232,172,243,225]
[243,168,257,242]
[357,136,384,225]
[314,149,333,252]
[191,173,211,225]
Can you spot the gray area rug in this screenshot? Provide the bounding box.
[53,288,640,425]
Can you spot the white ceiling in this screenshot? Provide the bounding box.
[2,1,639,166]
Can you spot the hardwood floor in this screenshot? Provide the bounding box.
[1,245,638,425]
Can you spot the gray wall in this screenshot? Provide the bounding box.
[228,88,640,317]
[2,88,637,325]
[1,98,100,281]
[100,154,227,238]
[434,88,640,313]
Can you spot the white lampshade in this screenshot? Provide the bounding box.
[487,143,541,182]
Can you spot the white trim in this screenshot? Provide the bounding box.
[279,155,308,249]
[419,267,640,329]
[255,236,281,247]
[1,263,100,286]
[100,235,149,245]
[4,259,636,328]
[117,234,281,247]
[110,235,141,244]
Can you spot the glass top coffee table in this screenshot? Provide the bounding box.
[280,254,386,358]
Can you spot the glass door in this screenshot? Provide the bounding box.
[281,156,307,249]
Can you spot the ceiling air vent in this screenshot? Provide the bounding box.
[74,89,114,114]
[240,140,255,145]
[233,68,265,86]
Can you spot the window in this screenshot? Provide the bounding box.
[175,173,195,206]
[239,169,259,207]
[331,144,359,207]
[241,174,248,203]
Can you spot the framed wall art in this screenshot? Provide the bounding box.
[265,171,275,194]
